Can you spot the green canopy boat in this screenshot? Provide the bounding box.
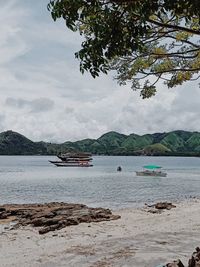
[136,165,167,177]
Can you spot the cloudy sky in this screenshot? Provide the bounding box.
[0,0,200,142]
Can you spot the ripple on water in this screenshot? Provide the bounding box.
[0,155,200,208]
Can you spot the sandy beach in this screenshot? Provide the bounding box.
[1,199,200,267]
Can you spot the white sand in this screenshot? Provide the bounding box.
[1,199,200,267]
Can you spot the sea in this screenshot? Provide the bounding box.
[0,155,200,209]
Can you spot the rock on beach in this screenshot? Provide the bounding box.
[0,202,120,234]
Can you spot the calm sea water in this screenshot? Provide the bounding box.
[0,156,200,209]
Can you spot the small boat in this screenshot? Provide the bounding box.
[117,166,122,172]
[136,165,167,177]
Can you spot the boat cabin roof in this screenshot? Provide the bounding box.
[143,165,162,169]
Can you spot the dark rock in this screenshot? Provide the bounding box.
[39,223,63,234]
[0,202,120,234]
[148,209,162,214]
[52,233,58,237]
[188,247,200,267]
[31,218,48,227]
[39,227,52,235]
[43,217,63,226]
[0,212,8,219]
[77,215,92,223]
[166,260,185,267]
[155,202,176,210]
[0,207,6,212]
[165,247,200,267]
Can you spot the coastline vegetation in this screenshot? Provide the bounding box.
[0,130,200,156]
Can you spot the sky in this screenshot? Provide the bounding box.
[0,0,200,143]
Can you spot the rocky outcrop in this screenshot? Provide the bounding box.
[163,247,200,267]
[154,202,176,210]
[166,260,185,267]
[0,207,7,219]
[145,202,176,214]
[188,247,200,267]
[0,202,120,234]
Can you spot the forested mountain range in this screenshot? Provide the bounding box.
[0,130,200,156]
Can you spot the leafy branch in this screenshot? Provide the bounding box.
[48,0,200,98]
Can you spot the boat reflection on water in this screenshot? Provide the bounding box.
[49,152,93,167]
[136,165,167,177]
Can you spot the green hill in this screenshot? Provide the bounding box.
[97,131,127,154]
[141,143,171,155]
[0,131,47,155]
[185,132,200,152]
[161,132,185,152]
[0,130,200,156]
[121,134,153,152]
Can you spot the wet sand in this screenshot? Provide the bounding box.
[1,199,200,267]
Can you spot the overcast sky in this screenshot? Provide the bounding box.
[0,0,200,142]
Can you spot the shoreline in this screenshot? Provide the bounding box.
[1,199,200,267]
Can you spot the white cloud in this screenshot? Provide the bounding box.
[0,0,200,142]
[5,97,54,113]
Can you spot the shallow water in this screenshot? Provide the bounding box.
[0,155,200,209]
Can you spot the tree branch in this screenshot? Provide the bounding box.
[148,19,200,36]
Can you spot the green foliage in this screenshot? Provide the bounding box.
[48,0,200,98]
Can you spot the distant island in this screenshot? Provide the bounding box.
[0,130,200,156]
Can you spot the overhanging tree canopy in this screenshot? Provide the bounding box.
[48,0,200,98]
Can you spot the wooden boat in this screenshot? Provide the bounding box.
[49,152,93,167]
[49,159,92,164]
[136,165,167,177]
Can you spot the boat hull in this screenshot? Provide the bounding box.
[135,171,167,177]
[54,163,93,167]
